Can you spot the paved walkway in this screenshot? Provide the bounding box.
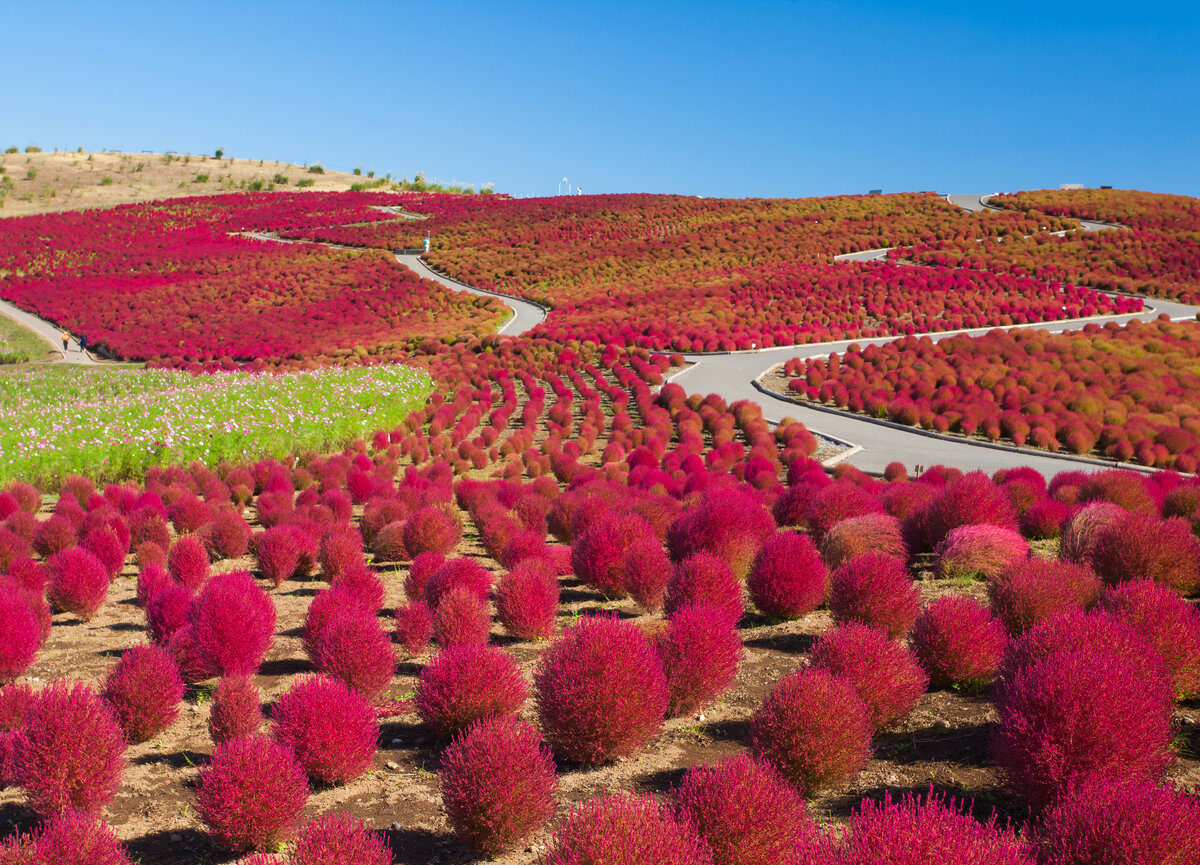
[0,298,101,365]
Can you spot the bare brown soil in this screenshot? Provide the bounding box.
[0,151,372,217]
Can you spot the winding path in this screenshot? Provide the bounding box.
[0,298,100,365]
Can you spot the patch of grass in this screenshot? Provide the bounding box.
[0,314,49,365]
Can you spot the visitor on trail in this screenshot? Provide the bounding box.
[80,333,88,354]
[61,331,69,351]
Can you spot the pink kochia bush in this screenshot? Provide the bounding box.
[208,676,263,745]
[910,596,1007,690]
[665,553,744,625]
[194,735,309,852]
[495,558,559,641]
[394,599,435,657]
[0,809,134,865]
[572,512,655,598]
[99,644,184,743]
[933,524,1028,582]
[15,680,126,816]
[673,753,813,865]
[622,535,674,611]
[668,488,777,580]
[432,585,492,647]
[829,552,920,638]
[747,531,828,621]
[809,624,928,731]
[1037,774,1200,865]
[0,591,41,682]
[167,534,209,592]
[990,647,1175,811]
[1058,501,1125,565]
[189,570,276,677]
[1090,512,1200,595]
[46,547,109,621]
[439,716,557,855]
[403,505,462,558]
[748,668,873,795]
[658,604,743,717]
[534,615,669,764]
[291,812,393,865]
[1099,579,1200,700]
[819,512,907,569]
[312,606,395,699]
[415,643,527,737]
[545,792,713,865]
[270,675,377,786]
[987,558,1101,635]
[802,788,1035,865]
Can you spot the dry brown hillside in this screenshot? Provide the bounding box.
[0,149,387,216]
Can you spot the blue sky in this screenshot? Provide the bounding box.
[5,0,1197,198]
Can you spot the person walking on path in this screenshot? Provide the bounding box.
[80,333,88,354]
[61,331,69,352]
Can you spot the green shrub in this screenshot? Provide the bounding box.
[296,178,315,188]
[273,173,288,185]
[193,173,209,183]
[99,177,113,186]
[308,164,325,174]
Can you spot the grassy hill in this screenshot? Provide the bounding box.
[0,149,387,216]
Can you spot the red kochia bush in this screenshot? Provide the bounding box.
[748,667,873,795]
[495,558,559,641]
[987,558,1101,635]
[433,585,492,647]
[545,792,713,865]
[910,596,1007,689]
[82,527,125,581]
[572,511,655,597]
[747,531,828,621]
[813,788,1035,864]
[394,600,435,657]
[208,676,263,745]
[673,753,812,865]
[439,715,557,855]
[658,604,743,717]
[665,553,744,625]
[3,809,134,865]
[1099,579,1200,700]
[46,547,109,621]
[189,571,276,677]
[146,582,191,645]
[1058,501,1125,565]
[0,591,41,683]
[167,534,209,592]
[668,488,776,579]
[829,552,920,638]
[405,550,444,600]
[809,624,928,731]
[933,524,1028,581]
[998,610,1165,686]
[33,515,76,558]
[1037,774,1200,865]
[270,676,377,785]
[1090,512,1200,595]
[0,527,29,573]
[135,562,171,609]
[208,509,251,561]
[403,505,462,558]
[100,644,184,743]
[415,643,527,737]
[921,471,1018,550]
[16,680,126,816]
[804,482,881,546]
[622,535,673,611]
[534,615,669,764]
[990,647,1175,811]
[291,812,393,865]
[819,512,907,569]
[318,527,363,583]
[255,525,304,587]
[312,606,395,699]
[424,556,494,608]
[194,735,309,852]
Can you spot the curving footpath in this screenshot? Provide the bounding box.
[0,298,100,365]
[394,254,547,336]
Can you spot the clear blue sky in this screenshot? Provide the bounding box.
[6,0,1197,198]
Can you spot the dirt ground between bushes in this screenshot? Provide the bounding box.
[2,508,1198,864]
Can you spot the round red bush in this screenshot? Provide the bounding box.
[809,623,927,730]
[1058,501,1125,565]
[208,509,251,561]
[748,667,873,795]
[330,561,384,611]
[998,609,1165,686]
[82,527,125,581]
[255,525,303,587]
[146,582,190,645]
[312,606,395,699]
[819,512,907,569]
[991,647,1175,811]
[1090,513,1200,594]
[829,552,919,638]
[665,553,744,625]
[135,562,171,610]
[668,488,776,579]
[747,531,828,621]
[394,599,434,657]
[16,679,125,816]
[1019,498,1071,540]
[673,753,812,865]
[922,472,1018,550]
[404,550,444,600]
[804,482,881,546]
[33,515,76,558]
[46,547,109,621]
[545,792,713,865]
[167,534,209,593]
[194,735,308,852]
[5,809,134,865]
[271,675,377,785]
[622,535,673,612]
[208,675,263,745]
[189,570,276,677]
[433,585,492,647]
[658,603,743,717]
[100,644,184,743]
[571,511,655,598]
[910,596,1007,690]
[933,524,1029,582]
[291,812,392,865]
[987,558,1102,635]
[0,591,41,683]
[534,615,669,764]
[1099,579,1200,700]
[1038,774,1200,865]
[403,505,462,558]
[439,715,557,855]
[496,558,559,641]
[415,643,527,737]
[370,520,409,564]
[318,527,363,583]
[424,556,494,608]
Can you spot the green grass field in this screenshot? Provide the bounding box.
[0,313,53,364]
